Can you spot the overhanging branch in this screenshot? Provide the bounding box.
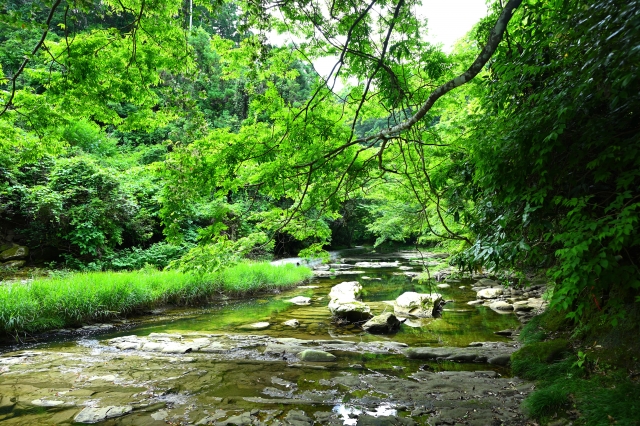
[355,0,523,144]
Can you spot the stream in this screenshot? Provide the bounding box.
[0,249,538,425]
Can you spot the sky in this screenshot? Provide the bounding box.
[417,0,489,53]
[286,0,490,88]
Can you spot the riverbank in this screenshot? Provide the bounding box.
[508,309,640,426]
[0,262,312,336]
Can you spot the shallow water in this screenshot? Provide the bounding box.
[0,249,527,425]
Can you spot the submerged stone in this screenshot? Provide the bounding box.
[288,296,312,305]
[244,322,270,330]
[283,319,300,327]
[298,349,337,362]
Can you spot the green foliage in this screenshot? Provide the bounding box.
[450,0,640,323]
[169,233,272,274]
[0,261,311,335]
[61,120,118,157]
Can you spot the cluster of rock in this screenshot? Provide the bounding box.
[0,242,29,269]
[326,281,443,335]
[467,278,548,323]
[103,333,518,368]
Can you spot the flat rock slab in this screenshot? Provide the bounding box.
[74,406,132,423]
[403,344,518,365]
[354,261,400,268]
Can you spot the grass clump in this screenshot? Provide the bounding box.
[0,262,311,336]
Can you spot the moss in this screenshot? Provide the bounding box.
[511,340,572,381]
[513,339,569,364]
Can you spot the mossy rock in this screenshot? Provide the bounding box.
[512,339,569,364]
[1,260,26,269]
[0,242,14,252]
[0,245,29,261]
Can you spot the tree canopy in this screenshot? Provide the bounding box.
[1,0,639,324]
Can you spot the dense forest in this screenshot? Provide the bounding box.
[1,0,639,423]
[2,0,638,324]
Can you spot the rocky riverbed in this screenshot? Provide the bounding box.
[0,248,543,425]
[0,333,530,425]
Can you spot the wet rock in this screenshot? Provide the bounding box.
[298,349,337,362]
[161,343,194,354]
[284,409,313,425]
[477,287,504,299]
[393,292,442,318]
[264,342,308,356]
[149,332,181,339]
[328,300,372,322]
[0,245,28,261]
[354,261,399,268]
[283,319,300,327]
[357,415,416,425]
[403,344,517,364]
[436,283,450,289]
[244,322,270,330]
[494,329,514,336]
[328,263,355,270]
[329,281,363,299]
[328,281,372,322]
[362,312,401,334]
[217,412,252,425]
[31,399,65,407]
[488,354,512,366]
[288,296,311,305]
[314,270,365,277]
[467,300,484,305]
[489,301,514,312]
[115,341,142,350]
[398,266,413,271]
[477,278,499,286]
[199,342,231,353]
[74,406,132,423]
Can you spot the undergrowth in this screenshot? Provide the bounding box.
[512,312,640,425]
[0,262,312,336]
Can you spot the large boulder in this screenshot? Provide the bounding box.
[476,287,503,299]
[362,312,401,334]
[328,300,372,322]
[328,281,362,300]
[328,281,373,322]
[0,245,28,261]
[393,292,442,318]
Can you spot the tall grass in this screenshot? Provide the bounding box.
[0,262,312,335]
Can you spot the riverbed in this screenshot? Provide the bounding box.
[0,249,536,425]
